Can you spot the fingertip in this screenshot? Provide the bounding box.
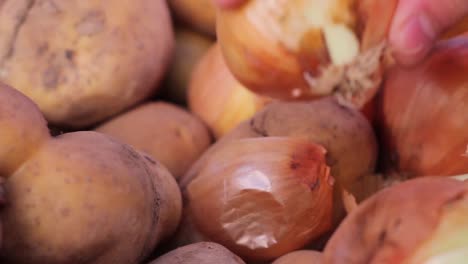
[389,14,435,66]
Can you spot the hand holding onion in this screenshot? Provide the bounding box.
[214,0,468,66]
[216,0,397,106]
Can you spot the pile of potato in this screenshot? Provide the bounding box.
[0,1,467,264]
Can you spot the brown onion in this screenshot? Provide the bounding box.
[189,44,271,138]
[177,98,380,260]
[323,177,468,264]
[216,0,397,106]
[164,28,213,104]
[379,36,468,177]
[186,137,334,260]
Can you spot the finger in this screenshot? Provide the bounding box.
[389,0,468,65]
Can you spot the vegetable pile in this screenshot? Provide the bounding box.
[0,0,467,263]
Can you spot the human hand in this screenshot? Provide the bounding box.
[390,0,468,65]
[213,0,468,66]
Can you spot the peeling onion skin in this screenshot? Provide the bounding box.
[186,137,334,261]
[188,44,271,138]
[379,37,468,177]
[323,177,468,264]
[216,0,397,106]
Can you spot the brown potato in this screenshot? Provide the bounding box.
[149,242,246,264]
[0,0,174,128]
[95,102,212,179]
[272,250,323,264]
[168,0,216,36]
[0,83,182,264]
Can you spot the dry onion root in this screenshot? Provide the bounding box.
[379,36,468,177]
[216,0,398,107]
[323,177,468,264]
[186,137,334,261]
[189,43,271,138]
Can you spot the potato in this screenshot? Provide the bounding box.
[149,242,245,264]
[95,102,212,179]
[168,0,216,36]
[272,250,323,264]
[0,83,182,264]
[0,0,174,128]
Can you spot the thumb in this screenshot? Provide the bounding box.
[389,0,468,66]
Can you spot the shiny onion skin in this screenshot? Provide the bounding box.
[216,0,397,107]
[323,177,468,264]
[189,44,271,138]
[186,137,334,261]
[379,37,468,177]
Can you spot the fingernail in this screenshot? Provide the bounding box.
[392,13,436,64]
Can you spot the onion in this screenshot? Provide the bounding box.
[379,36,468,177]
[323,177,468,264]
[272,250,323,264]
[163,28,213,104]
[168,0,217,36]
[216,0,398,107]
[178,98,379,255]
[189,43,271,138]
[186,137,334,260]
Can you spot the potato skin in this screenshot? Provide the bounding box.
[1,131,181,264]
[149,242,246,264]
[0,82,49,175]
[95,102,212,179]
[0,0,174,127]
